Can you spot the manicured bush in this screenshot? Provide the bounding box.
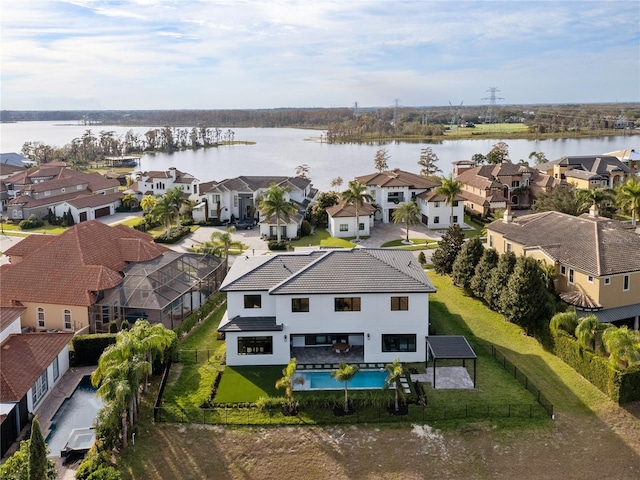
[154,225,191,244]
[417,251,427,265]
[268,240,289,251]
[72,334,117,366]
[108,321,118,333]
[18,215,44,230]
[75,447,114,480]
[300,219,312,237]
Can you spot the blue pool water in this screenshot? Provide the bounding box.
[297,370,388,390]
[46,376,103,457]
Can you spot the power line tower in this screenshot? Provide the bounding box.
[352,101,359,117]
[393,98,401,124]
[482,87,504,124]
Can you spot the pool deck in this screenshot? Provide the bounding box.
[36,365,96,439]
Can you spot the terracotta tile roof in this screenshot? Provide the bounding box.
[417,190,465,203]
[486,211,640,276]
[0,306,26,332]
[0,332,73,402]
[356,169,440,189]
[1,221,167,307]
[3,234,57,258]
[326,200,377,218]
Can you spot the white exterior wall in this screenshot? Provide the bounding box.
[0,317,22,343]
[227,291,277,317]
[259,222,298,239]
[28,345,71,413]
[418,200,465,228]
[224,292,430,366]
[328,214,373,238]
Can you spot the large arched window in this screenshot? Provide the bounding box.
[37,308,45,328]
[64,310,72,330]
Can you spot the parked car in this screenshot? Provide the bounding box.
[235,218,256,230]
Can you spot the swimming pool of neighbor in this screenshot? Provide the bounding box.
[45,376,103,457]
[293,370,389,391]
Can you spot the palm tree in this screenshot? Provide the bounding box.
[121,193,137,211]
[436,175,462,226]
[549,309,579,336]
[392,201,421,243]
[140,194,157,214]
[342,180,373,242]
[617,178,640,226]
[331,363,359,413]
[258,183,298,242]
[576,187,615,215]
[199,226,243,258]
[602,326,640,369]
[275,358,300,412]
[383,357,405,413]
[129,320,177,393]
[574,315,612,354]
[151,195,178,236]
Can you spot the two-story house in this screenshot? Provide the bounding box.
[200,176,317,238]
[3,162,121,222]
[486,209,640,329]
[131,167,199,199]
[536,155,631,189]
[218,248,436,366]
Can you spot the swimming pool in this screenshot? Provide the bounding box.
[294,370,389,391]
[45,376,103,457]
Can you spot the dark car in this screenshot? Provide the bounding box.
[235,218,256,230]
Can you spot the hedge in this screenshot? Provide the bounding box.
[154,225,191,244]
[173,291,227,338]
[552,331,640,403]
[72,333,117,366]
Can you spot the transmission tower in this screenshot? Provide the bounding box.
[393,98,401,124]
[352,101,359,117]
[482,87,504,124]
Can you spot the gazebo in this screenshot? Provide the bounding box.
[426,335,477,388]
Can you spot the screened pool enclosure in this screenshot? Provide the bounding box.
[90,252,227,332]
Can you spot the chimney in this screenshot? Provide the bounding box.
[503,202,513,223]
[589,203,599,218]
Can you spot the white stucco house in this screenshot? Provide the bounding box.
[131,167,200,199]
[415,190,465,229]
[218,248,436,367]
[325,201,377,238]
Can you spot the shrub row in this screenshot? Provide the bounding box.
[173,291,227,338]
[154,225,191,244]
[18,215,44,230]
[553,331,640,403]
[72,333,117,366]
[268,240,289,250]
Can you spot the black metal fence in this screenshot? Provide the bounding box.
[488,345,554,419]
[172,349,223,364]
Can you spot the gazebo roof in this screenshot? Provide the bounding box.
[427,335,477,359]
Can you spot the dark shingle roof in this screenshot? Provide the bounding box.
[486,211,640,276]
[427,336,477,359]
[218,316,282,332]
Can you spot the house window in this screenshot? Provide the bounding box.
[339,224,349,232]
[560,266,566,276]
[212,194,221,203]
[433,216,439,224]
[64,310,72,330]
[604,277,611,285]
[269,226,287,238]
[506,243,513,253]
[101,305,110,324]
[44,190,51,197]
[244,295,262,309]
[305,335,345,346]
[359,223,365,231]
[488,235,493,248]
[53,357,59,381]
[569,269,575,284]
[391,296,409,311]
[453,200,459,207]
[335,297,361,312]
[238,336,273,355]
[370,190,376,198]
[434,202,440,208]
[77,184,83,190]
[32,370,48,406]
[37,308,45,328]
[452,215,458,223]
[623,275,630,291]
[382,334,416,352]
[512,181,520,188]
[587,276,594,284]
[233,196,238,207]
[292,298,309,313]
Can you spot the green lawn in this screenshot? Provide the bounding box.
[289,228,356,248]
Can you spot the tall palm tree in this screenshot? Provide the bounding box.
[436,175,462,226]
[199,226,243,258]
[392,201,421,243]
[576,187,615,215]
[331,363,359,413]
[383,357,405,413]
[342,180,373,242]
[617,178,640,226]
[258,184,298,242]
[129,320,177,393]
[151,195,178,236]
[602,326,640,369]
[121,193,137,211]
[549,309,579,336]
[574,315,612,354]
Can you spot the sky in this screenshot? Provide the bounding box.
[1,0,639,111]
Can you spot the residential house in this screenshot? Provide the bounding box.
[415,190,466,229]
[131,167,199,199]
[0,306,73,457]
[218,248,436,366]
[200,176,317,238]
[0,220,227,333]
[326,200,377,238]
[355,169,445,224]
[3,162,121,222]
[454,161,560,217]
[0,163,25,212]
[536,155,631,189]
[0,152,32,168]
[486,210,640,329]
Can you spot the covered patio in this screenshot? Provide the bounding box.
[426,335,477,389]
[292,345,364,365]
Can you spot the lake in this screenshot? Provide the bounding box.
[1,121,637,191]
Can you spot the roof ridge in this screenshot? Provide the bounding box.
[361,249,426,284]
[593,220,602,276]
[268,250,332,292]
